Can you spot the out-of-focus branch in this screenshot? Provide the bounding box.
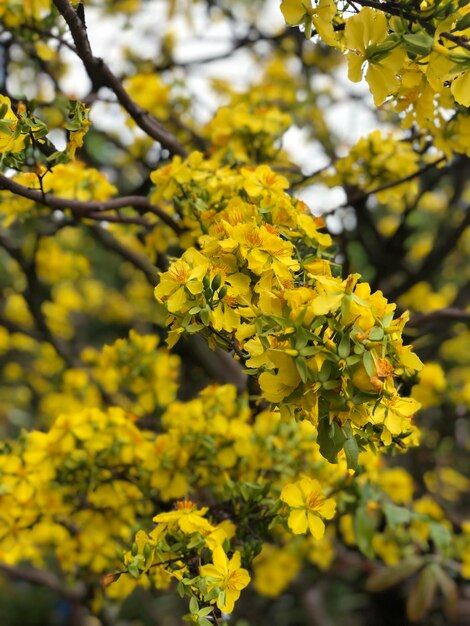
[88,224,161,284]
[52,0,188,157]
[387,206,470,301]
[0,563,87,602]
[408,307,470,328]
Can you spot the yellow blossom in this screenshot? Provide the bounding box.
[280,477,336,539]
[200,546,251,613]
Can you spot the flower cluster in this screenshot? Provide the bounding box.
[154,153,423,467]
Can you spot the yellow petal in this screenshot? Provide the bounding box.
[281,482,304,508]
[288,509,308,534]
[307,512,325,539]
[451,70,470,107]
[167,286,187,313]
[280,0,307,25]
[319,497,336,520]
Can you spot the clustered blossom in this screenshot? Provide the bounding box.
[154,153,423,463]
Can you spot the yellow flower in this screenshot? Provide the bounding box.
[220,223,299,281]
[253,544,300,597]
[200,545,251,613]
[153,501,214,534]
[154,248,209,313]
[280,477,336,539]
[378,468,414,504]
[0,95,26,153]
[258,351,301,402]
[280,0,337,45]
[344,8,405,106]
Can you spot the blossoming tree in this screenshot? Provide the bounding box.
[0,0,469,625]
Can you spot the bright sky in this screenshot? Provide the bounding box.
[58,0,381,220]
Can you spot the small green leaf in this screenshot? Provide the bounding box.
[354,505,377,558]
[200,308,210,326]
[403,31,434,57]
[369,327,384,341]
[434,566,458,620]
[317,416,346,463]
[338,333,351,358]
[366,557,423,592]
[127,562,140,579]
[197,607,213,617]
[189,596,199,614]
[455,11,470,31]
[429,522,451,550]
[295,356,311,383]
[383,503,412,528]
[343,434,359,471]
[363,351,375,377]
[406,564,438,622]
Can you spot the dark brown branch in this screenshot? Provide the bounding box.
[0,231,76,366]
[387,206,470,300]
[345,157,447,207]
[407,308,470,328]
[319,157,447,220]
[52,0,187,157]
[441,32,470,53]
[0,173,183,234]
[0,563,86,602]
[345,0,428,24]
[88,224,160,284]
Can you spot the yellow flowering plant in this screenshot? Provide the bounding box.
[0,0,468,624]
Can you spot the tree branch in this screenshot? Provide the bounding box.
[52,0,187,157]
[387,206,470,300]
[0,173,183,234]
[407,307,470,328]
[0,563,87,603]
[88,224,160,284]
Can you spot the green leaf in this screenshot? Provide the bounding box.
[369,327,384,341]
[429,522,451,550]
[317,416,346,463]
[127,562,140,579]
[295,356,311,383]
[318,360,332,382]
[295,325,310,350]
[406,564,438,622]
[354,505,377,558]
[343,434,359,471]
[383,503,412,528]
[199,308,210,326]
[455,11,470,31]
[197,607,213,617]
[338,333,351,358]
[189,596,199,614]
[363,351,375,377]
[434,566,458,620]
[403,32,434,57]
[366,557,423,592]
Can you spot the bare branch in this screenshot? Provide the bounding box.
[52,0,187,157]
[0,172,183,234]
[387,206,470,300]
[88,224,160,284]
[407,308,470,328]
[0,563,86,602]
[441,32,470,53]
